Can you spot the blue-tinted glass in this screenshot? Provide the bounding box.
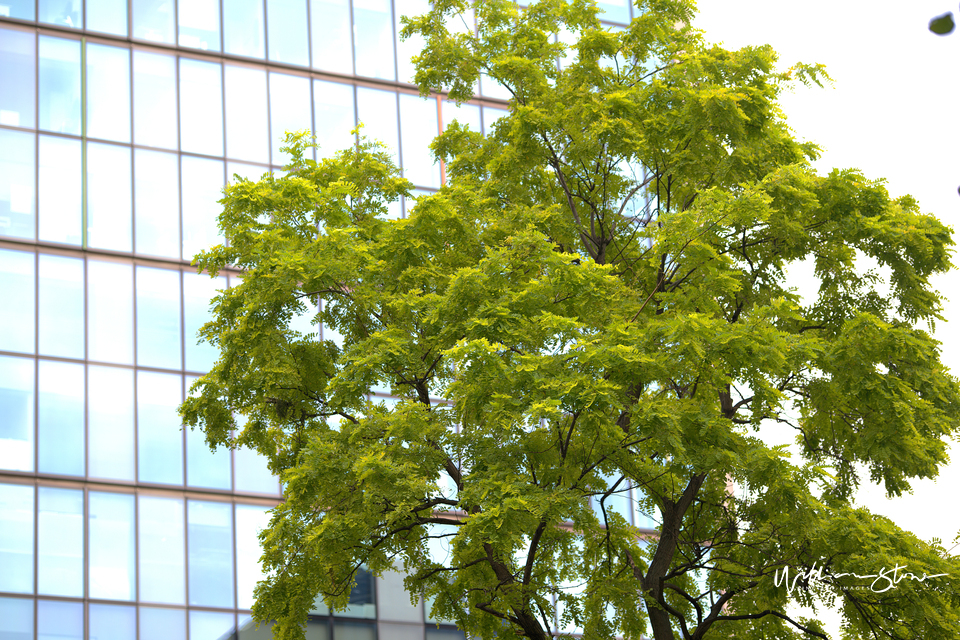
[0,484,33,593]
[0,597,33,640]
[236,504,271,610]
[190,611,235,640]
[37,135,82,245]
[89,604,136,640]
[482,106,508,135]
[38,36,80,134]
[38,0,81,27]
[89,491,136,600]
[223,0,265,58]
[0,0,34,20]
[269,72,312,165]
[137,371,184,485]
[354,0,395,80]
[180,59,224,156]
[38,255,84,358]
[266,0,308,66]
[0,28,35,129]
[224,65,269,164]
[356,87,399,164]
[140,495,186,603]
[88,367,135,481]
[88,0,129,35]
[38,487,83,595]
[442,100,480,132]
[181,156,225,259]
[86,44,131,143]
[313,80,355,157]
[0,129,35,240]
[188,500,235,607]
[136,266,182,369]
[184,272,224,372]
[179,0,221,50]
[37,360,85,476]
[0,249,34,354]
[87,142,133,252]
[310,0,351,74]
[186,422,231,489]
[394,0,428,85]
[134,51,178,149]
[88,260,134,364]
[141,608,186,640]
[398,94,440,188]
[133,0,175,43]
[135,149,181,258]
[235,446,278,495]
[0,357,34,473]
[597,0,630,24]
[37,600,82,640]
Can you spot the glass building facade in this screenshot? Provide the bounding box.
[0,0,638,637]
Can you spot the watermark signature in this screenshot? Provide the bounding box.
[774,563,950,595]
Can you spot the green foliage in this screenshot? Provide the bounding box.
[181,2,960,639]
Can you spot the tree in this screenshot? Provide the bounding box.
[180,0,960,638]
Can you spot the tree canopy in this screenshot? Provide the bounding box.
[180,0,960,638]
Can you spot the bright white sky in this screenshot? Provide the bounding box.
[694,0,959,630]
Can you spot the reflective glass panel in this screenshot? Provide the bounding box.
[38,36,81,134]
[37,360,85,476]
[141,608,186,640]
[223,0,265,59]
[0,129,35,240]
[0,357,34,473]
[37,487,83,596]
[356,87,399,164]
[86,44,131,142]
[398,94,440,188]
[269,72,312,165]
[188,500,235,607]
[310,0,351,74]
[236,504,271,610]
[0,28,35,129]
[137,371,184,485]
[224,65,269,164]
[38,254,84,359]
[89,491,136,600]
[0,0,34,20]
[133,0,176,43]
[184,272,224,372]
[88,366,135,481]
[313,80,355,157]
[89,604,136,640]
[37,134,82,246]
[134,149,181,258]
[136,266,182,370]
[0,249,34,354]
[37,600,82,640]
[88,0,129,35]
[0,484,33,593]
[179,0,221,50]
[186,422,231,489]
[234,446,278,494]
[139,495,186,603]
[38,0,81,28]
[0,597,33,640]
[189,611,235,640]
[394,0,428,84]
[88,260,134,364]
[353,0,395,80]
[181,156,225,259]
[133,51,178,149]
[87,142,133,252]
[267,0,308,65]
[179,58,224,156]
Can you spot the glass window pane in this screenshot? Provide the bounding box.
[0,28,35,129]
[224,65,269,164]
[0,129,36,240]
[181,156,225,259]
[133,0,175,43]
[310,0,351,74]
[86,44,131,143]
[236,504,271,610]
[224,0,265,58]
[38,254,84,359]
[180,59,224,156]
[188,500,235,607]
[184,272,224,372]
[136,266,182,370]
[356,87,399,164]
[0,597,33,640]
[88,366,135,481]
[0,249,34,354]
[0,0,34,20]
[89,604,136,640]
[88,260,134,364]
[353,0,395,80]
[189,611,235,640]
[38,487,83,596]
[179,0,221,50]
[87,142,133,252]
[37,600,82,640]
[38,0,80,27]
[267,0,308,66]
[134,51,178,149]
[313,80,355,158]
[88,0,129,35]
[394,0,428,85]
[234,446,278,495]
[186,423,231,489]
[89,491,136,600]
[269,72,312,165]
[0,484,33,593]
[141,608,186,640]
[139,495,186,603]
[38,36,81,135]
[0,357,34,473]
[134,149,181,258]
[398,94,440,188]
[137,371,184,485]
[37,360,85,476]
[37,135,82,245]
